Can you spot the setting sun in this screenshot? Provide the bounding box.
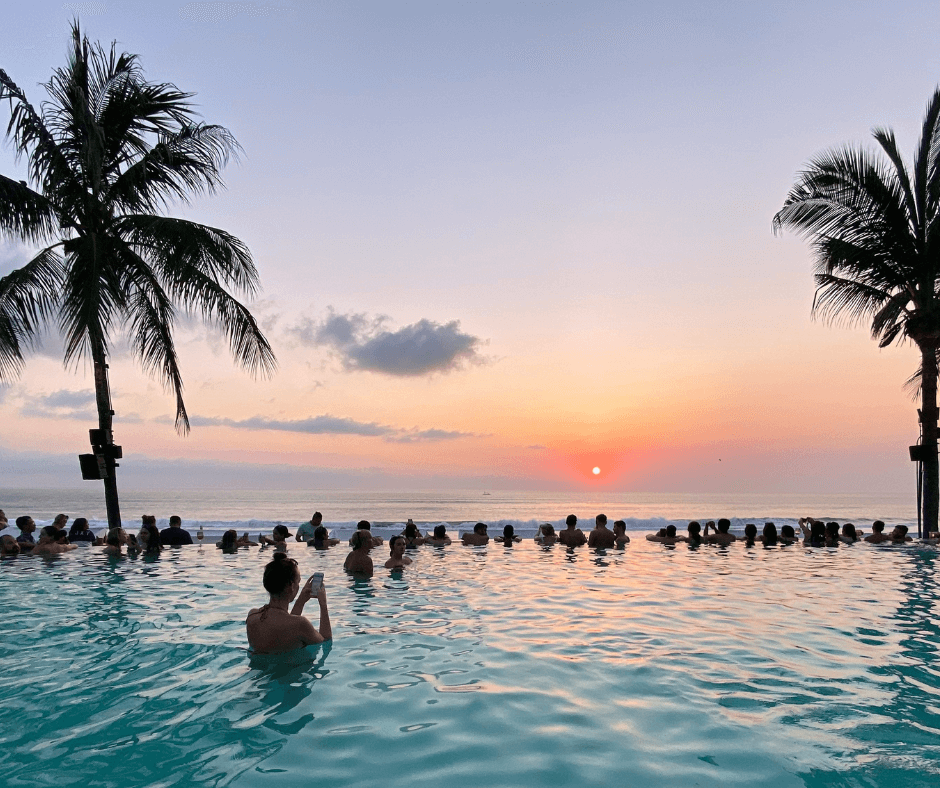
[592,467,601,475]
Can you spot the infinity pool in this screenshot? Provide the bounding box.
[1,540,938,787]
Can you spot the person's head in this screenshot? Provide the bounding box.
[143,522,160,549]
[687,521,701,544]
[273,524,290,540]
[169,515,182,528]
[142,515,156,528]
[891,524,909,540]
[404,522,419,538]
[762,522,778,544]
[744,523,757,542]
[717,518,731,534]
[262,552,300,598]
[53,514,68,528]
[433,524,447,539]
[781,524,796,539]
[613,521,626,535]
[311,511,323,525]
[38,525,60,544]
[842,523,858,541]
[350,530,370,550]
[473,522,488,535]
[502,524,515,540]
[825,522,840,539]
[665,525,677,538]
[0,535,20,555]
[69,517,89,537]
[565,514,577,528]
[811,521,826,542]
[596,514,607,527]
[389,535,405,555]
[221,529,238,549]
[15,516,35,533]
[357,520,372,531]
[657,528,667,538]
[313,525,329,546]
[106,527,126,547]
[872,520,885,534]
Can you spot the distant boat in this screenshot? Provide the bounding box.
[482,491,491,495]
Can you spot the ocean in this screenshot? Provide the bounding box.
[0,487,922,539]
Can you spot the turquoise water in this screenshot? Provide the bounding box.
[1,540,939,787]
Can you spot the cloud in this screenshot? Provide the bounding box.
[188,413,476,442]
[289,309,487,377]
[19,389,97,420]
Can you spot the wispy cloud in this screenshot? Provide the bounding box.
[288,308,487,377]
[19,389,97,420]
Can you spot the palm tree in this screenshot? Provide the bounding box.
[0,24,276,528]
[774,87,940,535]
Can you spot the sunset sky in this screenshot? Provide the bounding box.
[2,1,939,492]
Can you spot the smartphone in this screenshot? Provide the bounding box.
[309,571,324,595]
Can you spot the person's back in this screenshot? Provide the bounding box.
[160,515,193,546]
[558,514,586,547]
[647,525,681,544]
[427,524,452,545]
[462,523,489,546]
[706,518,736,545]
[865,520,888,543]
[588,514,616,548]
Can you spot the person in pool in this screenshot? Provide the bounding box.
[612,520,630,546]
[260,525,292,547]
[799,518,827,547]
[246,552,332,653]
[840,523,860,544]
[779,524,798,545]
[759,522,778,546]
[646,525,681,544]
[889,525,913,543]
[426,525,452,546]
[33,526,77,556]
[68,517,96,544]
[462,522,490,546]
[217,530,257,550]
[683,521,703,546]
[535,524,557,545]
[344,530,374,576]
[558,514,586,547]
[140,519,162,553]
[15,515,36,551]
[310,525,340,550]
[385,535,413,568]
[494,524,521,544]
[741,523,758,547]
[704,519,736,546]
[103,527,128,556]
[588,514,616,548]
[401,520,425,547]
[295,511,323,542]
[865,521,889,543]
[349,521,383,548]
[0,534,20,556]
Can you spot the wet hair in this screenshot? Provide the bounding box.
[872,520,885,533]
[350,531,369,549]
[15,516,32,529]
[69,518,89,538]
[433,525,447,539]
[142,515,156,527]
[781,525,795,539]
[313,525,329,547]
[357,520,372,531]
[565,514,577,526]
[221,530,238,549]
[762,522,778,546]
[665,525,677,538]
[169,515,182,527]
[717,518,731,533]
[825,522,840,542]
[106,527,124,546]
[263,553,299,596]
[404,522,419,538]
[41,525,60,541]
[613,521,626,534]
[656,528,667,537]
[389,535,405,551]
[687,521,701,546]
[743,524,757,545]
[596,514,607,525]
[273,525,290,539]
[473,522,487,534]
[842,523,858,542]
[894,525,909,537]
[143,523,161,551]
[810,521,826,544]
[502,524,515,540]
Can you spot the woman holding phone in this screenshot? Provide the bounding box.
[246,553,332,653]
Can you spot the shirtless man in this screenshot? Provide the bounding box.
[349,520,383,548]
[246,552,332,653]
[1,534,21,556]
[704,518,736,546]
[612,521,630,546]
[535,524,557,545]
[426,525,452,545]
[864,521,889,544]
[588,514,616,548]
[889,525,913,543]
[461,522,490,546]
[646,524,682,544]
[343,531,374,575]
[384,535,413,568]
[558,514,586,547]
[33,525,77,555]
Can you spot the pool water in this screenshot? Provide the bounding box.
[1,540,938,787]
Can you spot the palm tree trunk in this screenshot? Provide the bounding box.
[91,334,122,530]
[921,344,939,535]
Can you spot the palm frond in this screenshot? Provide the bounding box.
[0,174,58,242]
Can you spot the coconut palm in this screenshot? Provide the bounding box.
[0,24,276,528]
[774,87,940,534]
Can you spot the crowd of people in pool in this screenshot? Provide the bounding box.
[0,508,925,560]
